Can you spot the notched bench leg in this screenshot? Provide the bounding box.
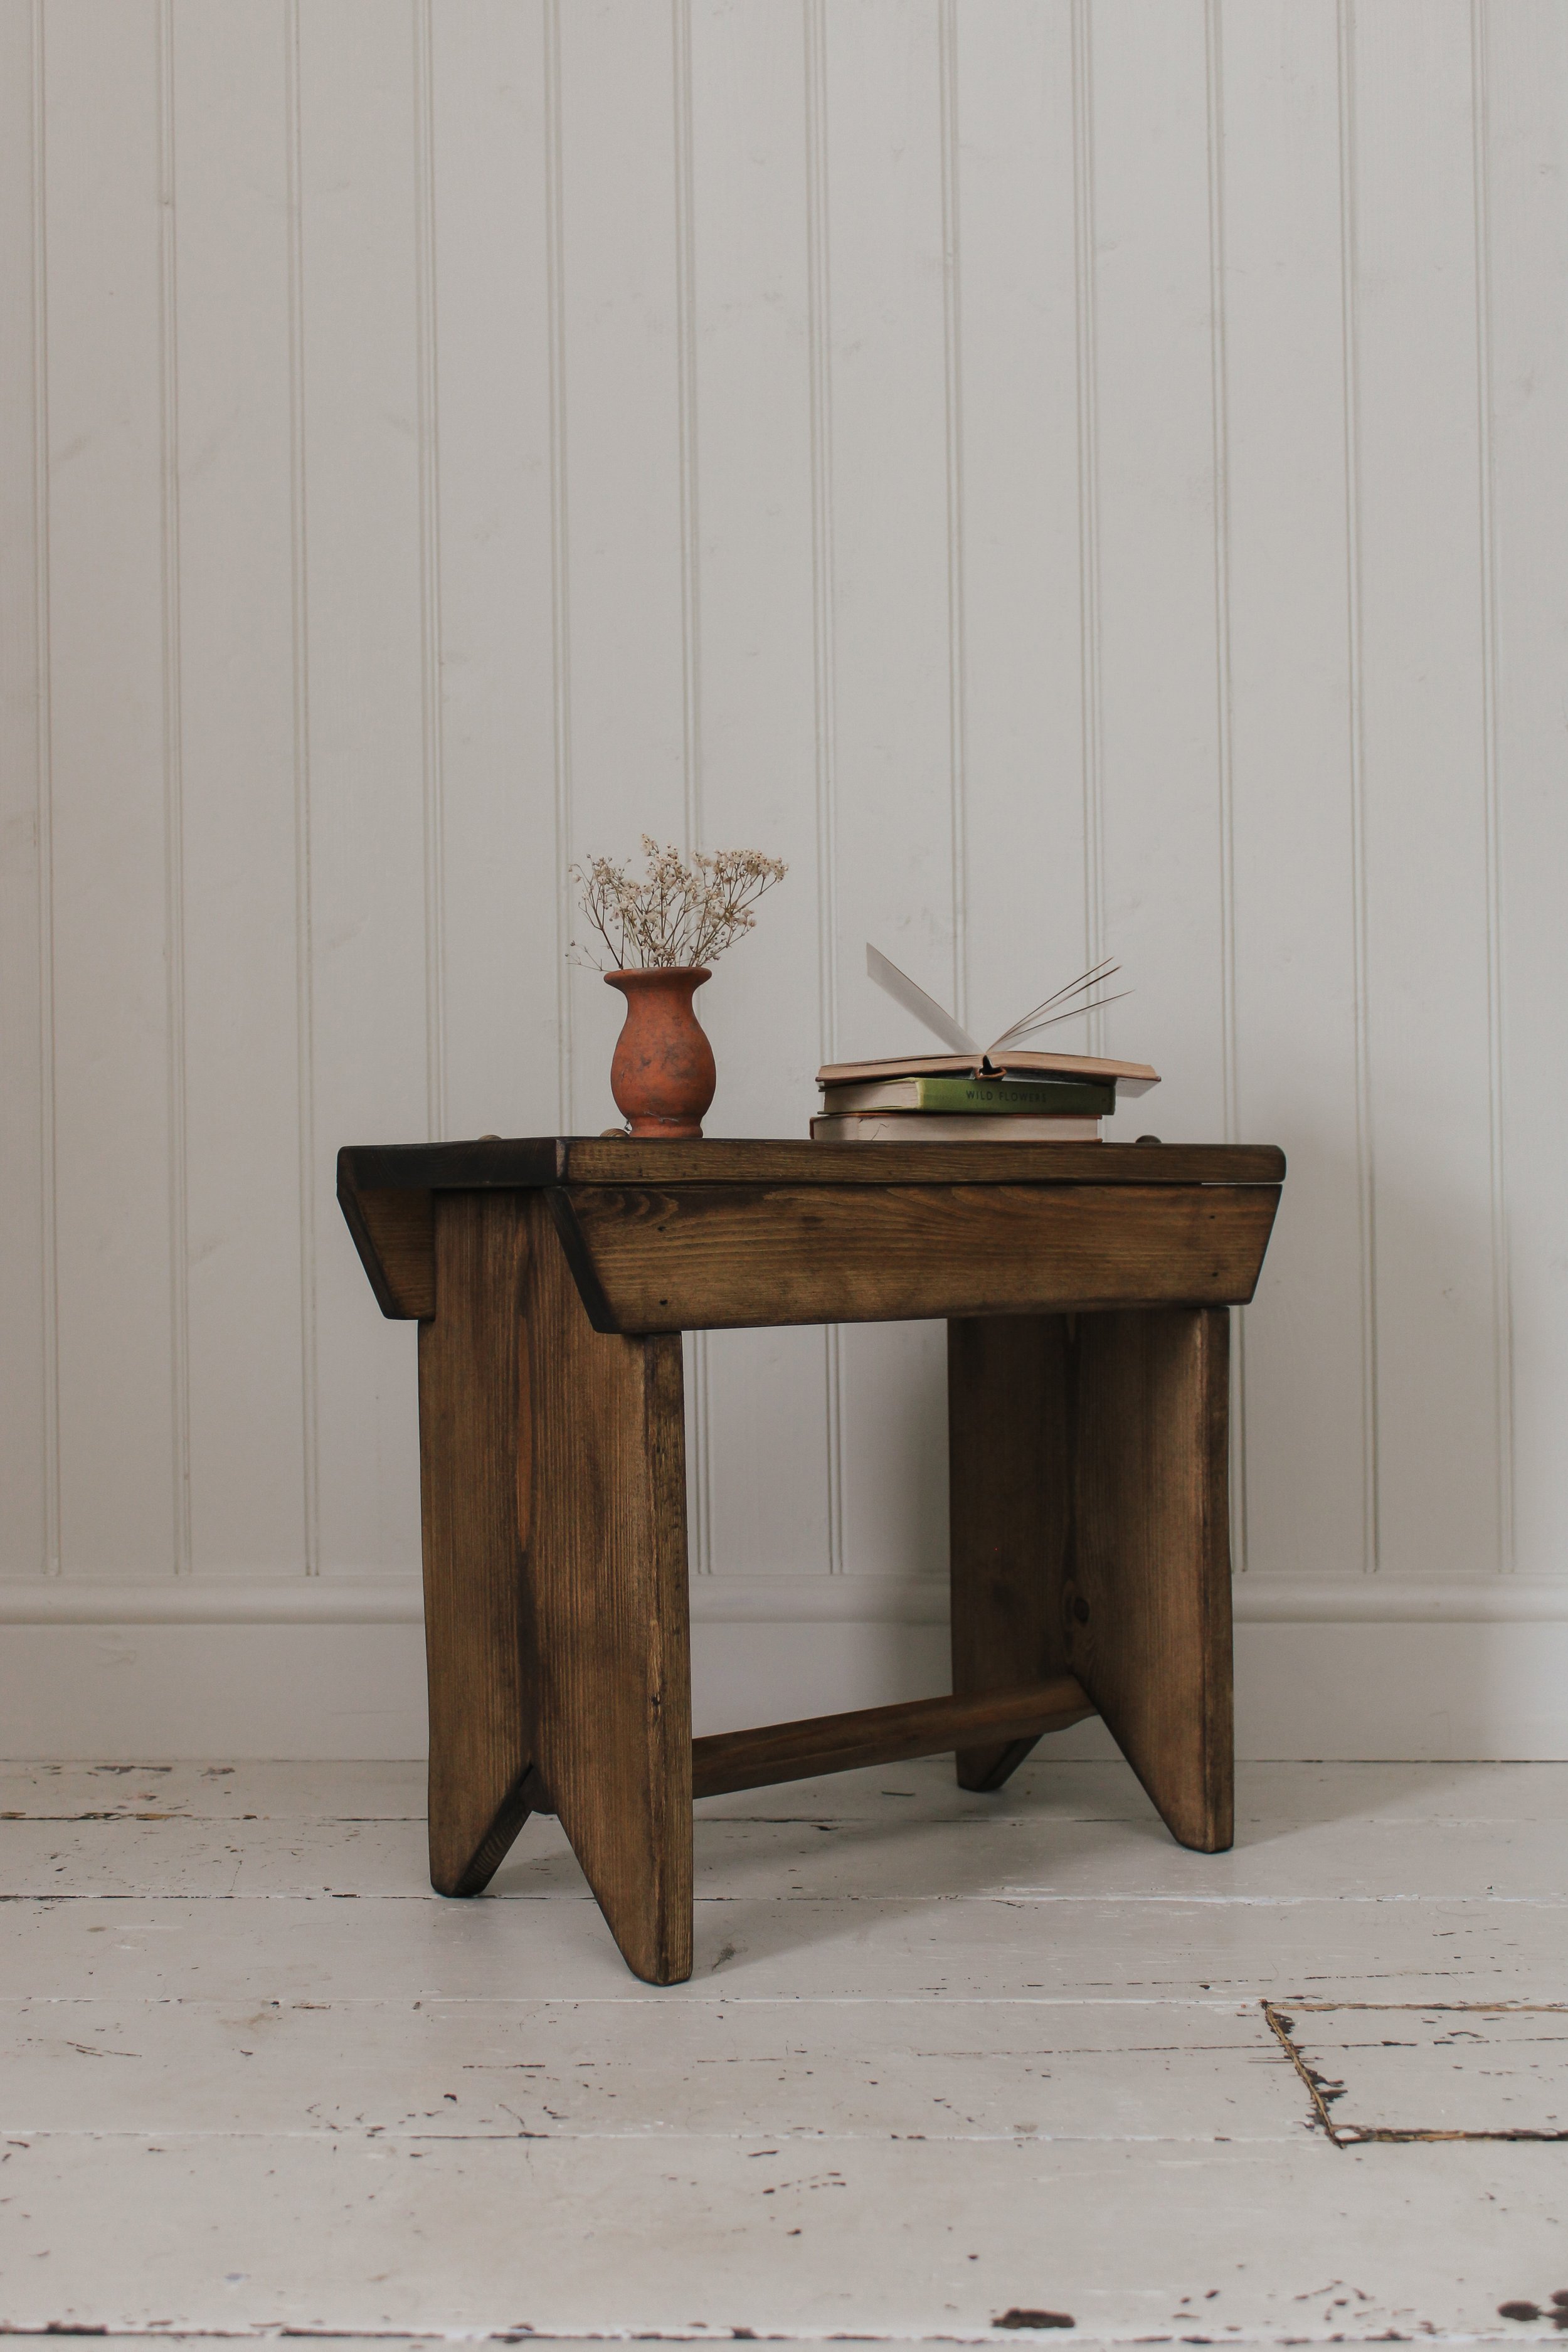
[522,1200,694,1986]
[418,1193,538,1897]
[418,1194,694,1978]
[947,1315,1075,1790]
[1067,1306,1234,1853]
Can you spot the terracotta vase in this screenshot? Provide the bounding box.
[605,965,716,1138]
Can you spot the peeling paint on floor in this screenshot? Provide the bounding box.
[1265,2000,1568,2143]
[2,1759,1568,2339]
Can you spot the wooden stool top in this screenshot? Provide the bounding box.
[339,1136,1284,1336]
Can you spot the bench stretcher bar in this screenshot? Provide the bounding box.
[690,1676,1096,1800]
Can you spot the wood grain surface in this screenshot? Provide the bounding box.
[341,1135,1285,1194]
[338,1143,1285,1325]
[1067,1308,1234,1851]
[341,1184,435,1318]
[947,1315,1075,1790]
[522,1197,694,1984]
[691,1677,1095,1799]
[557,1182,1281,1333]
[416,1194,534,1895]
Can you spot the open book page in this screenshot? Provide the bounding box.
[850,945,1158,1093]
[817,1049,1160,1092]
[864,946,982,1056]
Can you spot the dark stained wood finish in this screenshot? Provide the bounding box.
[344,1135,1286,1192]
[417,1193,534,1895]
[947,1316,1074,1790]
[346,1134,1285,1979]
[345,1185,435,1318]
[415,1190,696,1976]
[522,1196,694,1984]
[557,1181,1279,1333]
[691,1677,1095,1800]
[1066,1307,1234,1852]
[338,1140,1285,1318]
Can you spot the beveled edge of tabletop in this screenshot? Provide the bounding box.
[337,1135,1286,1193]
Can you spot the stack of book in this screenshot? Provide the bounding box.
[809,946,1159,1143]
[811,1051,1157,1143]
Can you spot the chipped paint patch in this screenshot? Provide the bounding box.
[1264,2000,1568,2144]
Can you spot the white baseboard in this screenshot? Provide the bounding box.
[0,1613,961,1762]
[1231,1616,1568,1759]
[4,1570,1567,1624]
[2,1571,1568,1759]
[0,1621,433,1762]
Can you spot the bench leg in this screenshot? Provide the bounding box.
[522,1196,694,1984]
[418,1192,694,1982]
[947,1315,1075,1790]
[418,1192,537,1896]
[1067,1306,1234,1853]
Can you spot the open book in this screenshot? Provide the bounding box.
[817,946,1160,1096]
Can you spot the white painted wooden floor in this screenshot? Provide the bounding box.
[2,1756,1566,2346]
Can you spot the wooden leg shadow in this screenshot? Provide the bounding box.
[948,1307,1234,1850]
[418,1192,537,1897]
[948,1315,1075,1790]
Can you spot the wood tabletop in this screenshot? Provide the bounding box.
[339,1135,1286,1194]
[338,1138,1286,1326]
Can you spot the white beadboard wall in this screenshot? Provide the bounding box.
[2,0,1565,1759]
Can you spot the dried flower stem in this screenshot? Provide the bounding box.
[569,836,787,972]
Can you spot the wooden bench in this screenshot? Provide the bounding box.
[339,1135,1284,1983]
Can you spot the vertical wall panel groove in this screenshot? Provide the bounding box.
[672,0,702,868]
[1205,0,1239,1152]
[1071,0,1106,1048]
[1091,3,1228,1138]
[1469,0,1513,1575]
[157,0,192,1577]
[804,0,842,1576]
[31,0,60,1578]
[299,0,427,1580]
[0,0,44,1574]
[670,0,710,1576]
[824,0,953,1586]
[1204,0,1244,1567]
[805,0,839,1076]
[954,0,1086,1075]
[1351,0,1499,1582]
[1484,0,1567,1589]
[938,0,967,1030]
[1221,0,1363,1587]
[425,0,554,1149]
[1337,0,1379,1576]
[285,0,319,1575]
[46,0,179,1573]
[413,0,447,1147]
[176,0,309,1575]
[543,0,574,1135]
[683,0,831,1586]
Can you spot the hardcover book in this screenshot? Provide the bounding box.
[811,1113,1103,1144]
[815,946,1160,1096]
[822,1073,1116,1116]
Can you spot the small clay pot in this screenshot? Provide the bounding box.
[605,965,716,1139]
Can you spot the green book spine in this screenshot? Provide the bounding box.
[825,1075,1117,1116]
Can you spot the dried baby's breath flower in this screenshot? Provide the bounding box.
[569,837,787,972]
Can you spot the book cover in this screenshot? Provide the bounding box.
[822,1074,1116,1116]
[810,1113,1103,1144]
